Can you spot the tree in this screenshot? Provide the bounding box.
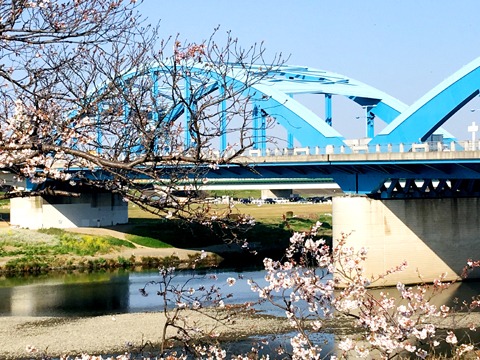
[246,228,480,359]
[0,0,285,221]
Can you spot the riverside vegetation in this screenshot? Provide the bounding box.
[0,198,333,275]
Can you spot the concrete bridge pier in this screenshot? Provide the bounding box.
[10,192,128,229]
[332,196,480,286]
[260,189,293,199]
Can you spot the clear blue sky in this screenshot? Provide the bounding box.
[138,0,480,141]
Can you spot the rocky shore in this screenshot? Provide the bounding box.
[0,310,294,359]
[2,304,480,359]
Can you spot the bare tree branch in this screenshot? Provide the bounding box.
[0,0,286,222]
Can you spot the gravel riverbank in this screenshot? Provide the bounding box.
[1,307,479,359]
[0,310,294,359]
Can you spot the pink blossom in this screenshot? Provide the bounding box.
[338,337,354,352]
[446,331,458,344]
[403,342,416,352]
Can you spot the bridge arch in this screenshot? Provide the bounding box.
[369,57,480,148]
[113,62,414,153]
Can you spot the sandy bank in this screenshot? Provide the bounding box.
[0,310,292,359]
[1,309,479,359]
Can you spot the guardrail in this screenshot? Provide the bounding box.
[243,140,479,157]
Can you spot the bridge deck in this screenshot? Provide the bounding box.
[217,150,480,198]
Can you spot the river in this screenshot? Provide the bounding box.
[0,268,275,317]
[1,268,479,359]
[0,268,479,318]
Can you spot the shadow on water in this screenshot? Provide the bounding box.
[140,332,336,360]
[0,267,479,318]
[0,268,272,317]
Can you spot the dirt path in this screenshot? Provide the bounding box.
[67,226,135,241]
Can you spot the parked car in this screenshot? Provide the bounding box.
[264,198,276,204]
[239,198,251,204]
[308,196,325,203]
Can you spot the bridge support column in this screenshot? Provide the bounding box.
[261,189,293,199]
[10,192,128,229]
[332,196,480,286]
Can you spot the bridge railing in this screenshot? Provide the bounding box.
[243,140,479,158]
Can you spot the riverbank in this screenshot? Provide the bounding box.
[0,310,297,359]
[0,225,228,275]
[1,310,480,359]
[0,203,333,275]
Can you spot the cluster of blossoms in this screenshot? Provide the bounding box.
[463,258,480,278]
[0,99,101,183]
[27,346,132,360]
[174,42,206,63]
[248,225,480,359]
[25,0,50,8]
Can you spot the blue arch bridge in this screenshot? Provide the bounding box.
[10,56,480,285]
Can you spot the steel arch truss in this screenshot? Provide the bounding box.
[371,178,480,199]
[370,57,480,148]
[97,57,480,153]
[115,62,412,152]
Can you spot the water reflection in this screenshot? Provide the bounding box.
[224,332,335,358]
[0,272,130,316]
[0,270,478,317]
[0,269,272,317]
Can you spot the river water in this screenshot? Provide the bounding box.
[0,268,274,317]
[1,269,479,358]
[0,268,479,318]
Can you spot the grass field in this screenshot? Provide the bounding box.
[128,201,333,249]
[0,200,333,273]
[127,201,333,269]
[230,202,332,223]
[129,202,332,223]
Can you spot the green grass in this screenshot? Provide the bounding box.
[0,228,135,259]
[4,255,50,273]
[125,234,172,248]
[123,204,333,253]
[37,228,65,236]
[284,213,332,231]
[124,220,223,248]
[234,203,332,223]
[0,228,140,274]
